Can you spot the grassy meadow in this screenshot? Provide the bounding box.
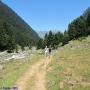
[0,51,43,87]
[46,36,90,90]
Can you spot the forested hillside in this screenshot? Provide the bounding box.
[68,7,90,40]
[0,1,39,52]
[37,7,90,49]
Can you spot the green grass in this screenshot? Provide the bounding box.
[0,52,43,87]
[46,36,90,90]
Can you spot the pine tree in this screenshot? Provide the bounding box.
[47,31,54,47]
[62,31,70,46]
[37,38,43,49]
[86,12,90,34]
[68,16,87,40]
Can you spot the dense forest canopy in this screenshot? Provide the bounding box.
[0,1,39,52]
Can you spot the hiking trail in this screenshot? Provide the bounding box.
[15,58,51,90]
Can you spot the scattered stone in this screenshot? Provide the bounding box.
[68,80,77,86]
[63,71,72,76]
[64,72,72,76]
[0,49,33,62]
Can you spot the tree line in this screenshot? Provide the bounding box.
[0,22,36,53]
[37,9,90,49]
[37,30,69,49]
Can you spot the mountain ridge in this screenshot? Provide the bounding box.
[0,1,39,51]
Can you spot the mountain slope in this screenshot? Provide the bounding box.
[83,7,90,19]
[47,36,90,90]
[0,1,39,50]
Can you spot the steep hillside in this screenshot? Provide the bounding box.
[47,36,90,90]
[83,7,90,19]
[0,1,39,51]
[67,6,90,41]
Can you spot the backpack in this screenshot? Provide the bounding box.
[49,48,51,52]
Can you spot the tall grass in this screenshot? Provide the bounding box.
[0,52,43,87]
[46,36,90,90]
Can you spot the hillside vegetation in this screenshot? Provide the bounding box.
[0,1,39,52]
[0,51,43,87]
[37,7,90,50]
[46,36,90,90]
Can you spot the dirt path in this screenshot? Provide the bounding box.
[16,58,51,90]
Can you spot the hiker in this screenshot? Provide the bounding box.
[48,47,51,58]
[44,46,49,57]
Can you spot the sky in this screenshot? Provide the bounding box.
[2,0,90,32]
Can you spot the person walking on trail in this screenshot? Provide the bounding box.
[44,46,52,58]
[44,46,49,58]
[48,47,52,58]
